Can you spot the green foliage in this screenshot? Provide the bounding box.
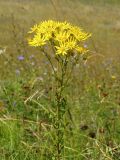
[0,76,120,159]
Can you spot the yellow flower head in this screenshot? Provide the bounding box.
[55,42,69,56]
[28,24,38,33]
[28,20,91,56]
[65,37,77,50]
[55,31,70,42]
[28,34,47,47]
[75,46,88,54]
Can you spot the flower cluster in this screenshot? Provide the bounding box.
[28,20,91,56]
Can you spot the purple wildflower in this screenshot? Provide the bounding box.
[18,55,24,61]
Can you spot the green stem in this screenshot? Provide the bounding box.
[56,55,68,159]
[42,48,57,79]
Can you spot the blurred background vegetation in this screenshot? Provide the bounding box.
[0,0,120,79]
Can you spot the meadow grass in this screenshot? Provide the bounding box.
[0,0,120,159]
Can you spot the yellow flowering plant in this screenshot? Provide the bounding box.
[28,20,91,159]
[28,20,91,55]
